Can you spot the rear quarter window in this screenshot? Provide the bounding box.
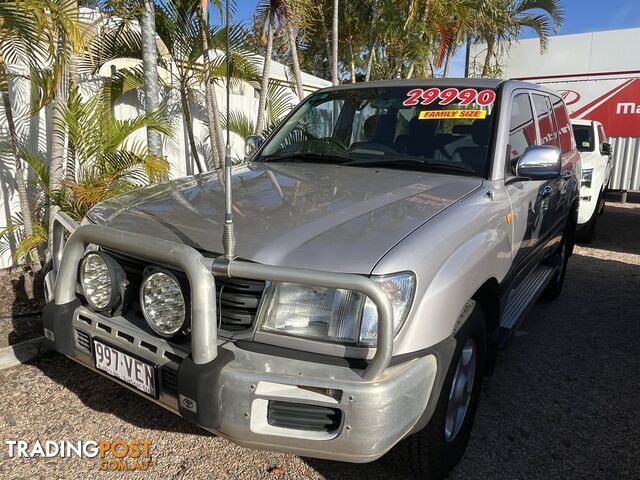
[551,97,574,154]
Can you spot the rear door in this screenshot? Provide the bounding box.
[551,96,581,217]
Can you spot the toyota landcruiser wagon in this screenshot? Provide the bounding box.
[43,79,580,479]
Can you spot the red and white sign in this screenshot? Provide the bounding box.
[546,78,640,137]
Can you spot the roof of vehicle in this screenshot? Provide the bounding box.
[314,78,542,92]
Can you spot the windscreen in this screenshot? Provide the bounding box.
[259,86,497,177]
[572,124,595,152]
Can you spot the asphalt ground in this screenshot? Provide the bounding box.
[1,197,638,479]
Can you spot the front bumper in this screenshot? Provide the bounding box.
[43,301,439,463]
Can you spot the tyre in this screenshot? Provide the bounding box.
[402,302,486,480]
[543,215,575,300]
[597,192,606,215]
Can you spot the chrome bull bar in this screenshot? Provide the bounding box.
[53,224,394,381]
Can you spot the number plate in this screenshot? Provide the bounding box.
[94,340,157,397]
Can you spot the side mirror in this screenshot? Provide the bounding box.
[601,142,612,156]
[515,145,562,180]
[245,135,264,160]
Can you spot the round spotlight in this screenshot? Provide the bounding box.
[80,252,123,312]
[140,270,187,337]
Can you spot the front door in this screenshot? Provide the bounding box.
[505,92,546,287]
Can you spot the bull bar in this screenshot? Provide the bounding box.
[50,212,395,381]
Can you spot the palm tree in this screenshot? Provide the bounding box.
[0,82,172,261]
[35,0,87,258]
[200,0,225,172]
[223,80,292,142]
[93,1,258,173]
[480,0,564,76]
[254,0,285,136]
[0,0,48,269]
[139,0,163,157]
[283,0,308,99]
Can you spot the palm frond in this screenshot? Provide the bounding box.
[222,110,255,140]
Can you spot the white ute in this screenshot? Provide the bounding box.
[571,119,613,242]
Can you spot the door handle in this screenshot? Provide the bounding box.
[541,186,553,197]
[561,171,573,180]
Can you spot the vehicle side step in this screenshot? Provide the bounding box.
[499,265,557,346]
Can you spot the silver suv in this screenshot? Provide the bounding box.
[43,79,580,478]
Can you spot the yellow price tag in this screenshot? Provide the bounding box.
[418,110,488,120]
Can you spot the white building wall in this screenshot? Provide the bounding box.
[469,28,640,79]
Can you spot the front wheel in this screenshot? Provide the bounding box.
[402,302,486,480]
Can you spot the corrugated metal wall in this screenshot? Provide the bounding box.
[609,137,640,191]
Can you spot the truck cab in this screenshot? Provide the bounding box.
[571,119,613,242]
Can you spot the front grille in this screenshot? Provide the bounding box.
[217,278,266,331]
[109,250,146,288]
[267,401,342,433]
[101,250,265,333]
[160,367,178,396]
[74,329,92,354]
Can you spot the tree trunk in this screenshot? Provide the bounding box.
[464,34,471,77]
[286,22,304,100]
[200,0,223,171]
[140,0,163,158]
[254,17,273,136]
[364,45,375,82]
[331,0,339,86]
[209,80,226,169]
[406,62,414,79]
[482,38,494,77]
[48,67,67,260]
[443,49,452,77]
[348,40,356,83]
[180,90,204,174]
[364,0,378,82]
[0,62,40,269]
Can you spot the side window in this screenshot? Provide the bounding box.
[507,93,537,173]
[532,94,558,148]
[551,97,573,154]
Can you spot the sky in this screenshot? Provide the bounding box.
[218,0,640,78]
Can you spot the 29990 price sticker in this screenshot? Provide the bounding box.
[403,88,496,107]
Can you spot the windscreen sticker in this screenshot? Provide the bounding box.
[403,88,496,107]
[418,110,488,120]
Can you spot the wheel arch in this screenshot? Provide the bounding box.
[472,277,501,375]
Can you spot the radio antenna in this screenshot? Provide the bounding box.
[222,0,235,259]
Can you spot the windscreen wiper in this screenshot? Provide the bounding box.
[262,152,350,164]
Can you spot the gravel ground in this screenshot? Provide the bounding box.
[1,198,638,480]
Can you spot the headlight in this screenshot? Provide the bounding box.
[258,272,415,345]
[140,270,187,337]
[359,273,415,345]
[581,168,593,188]
[80,252,123,312]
